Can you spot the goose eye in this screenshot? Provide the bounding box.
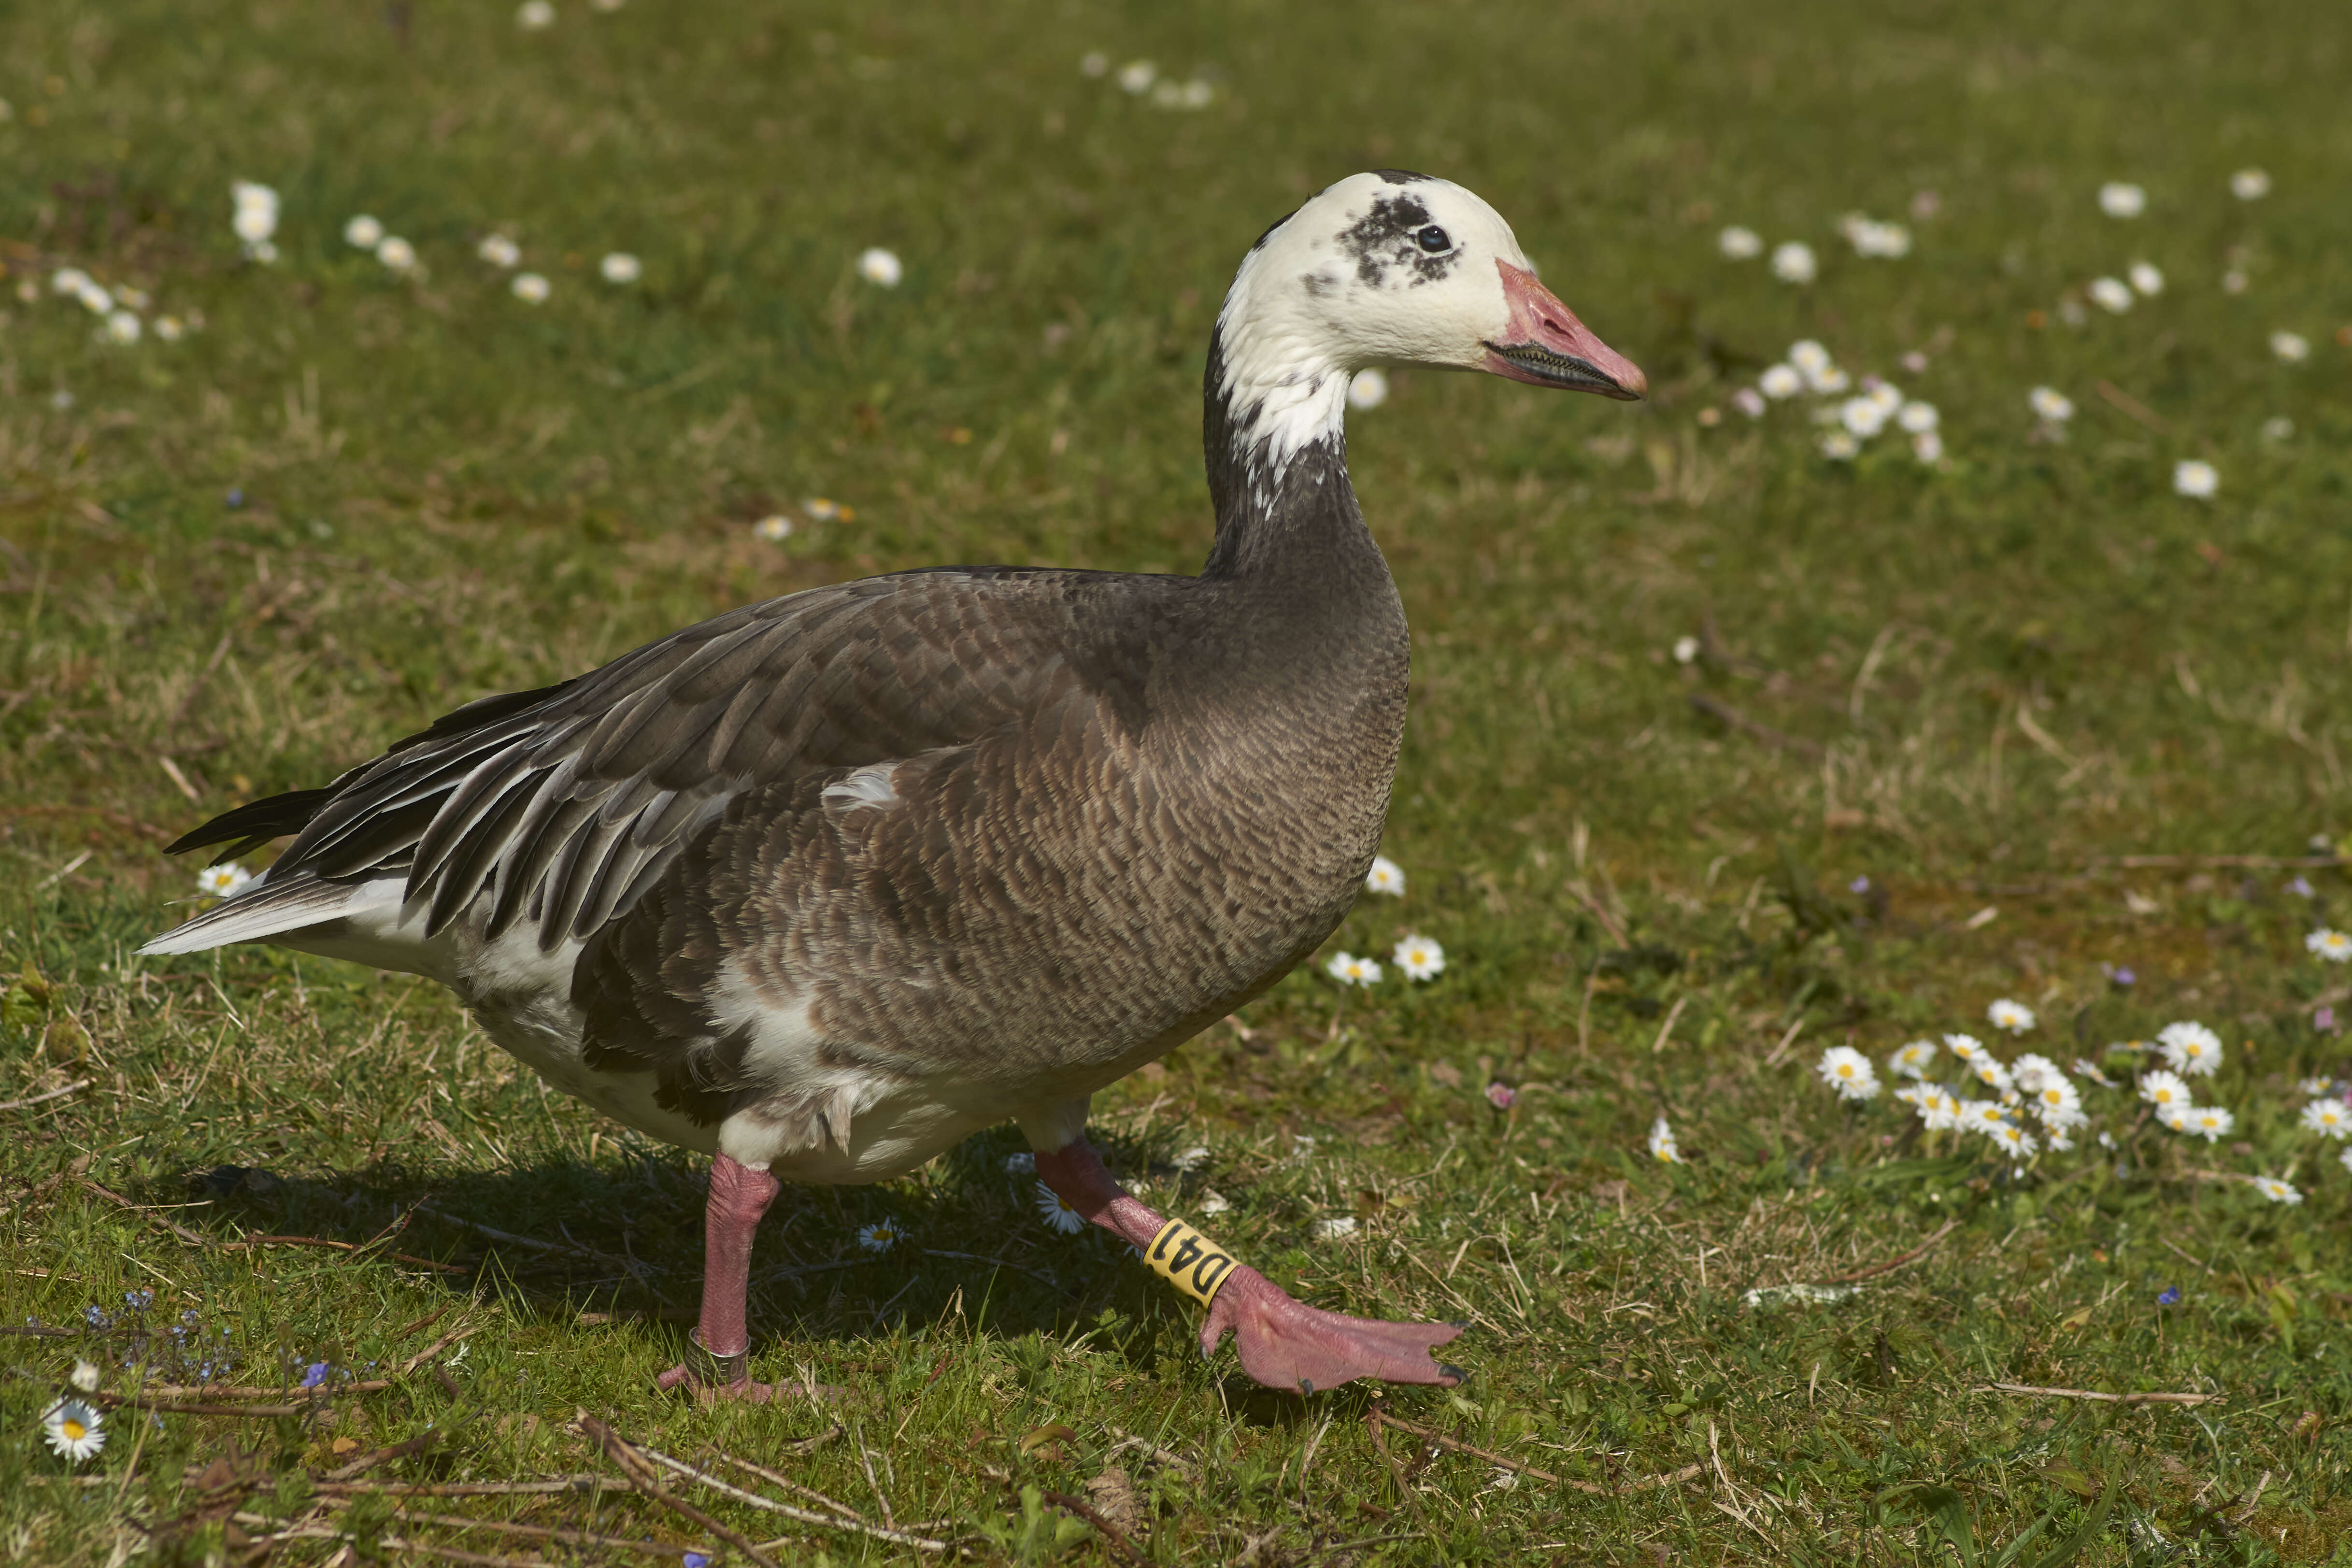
[1414,225,1451,253]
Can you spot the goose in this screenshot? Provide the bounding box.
[143,171,1644,1399]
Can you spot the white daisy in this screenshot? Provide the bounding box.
[1914,1089,1963,1131]
[50,267,92,297]
[1325,952,1382,987]
[1391,934,1444,982]
[2156,1021,2223,1076]
[1364,855,1406,896]
[1170,1145,1211,1171]
[2072,1058,2119,1089]
[1839,396,1890,439]
[2253,1176,2301,1205]
[2343,1146,2352,1177]
[1816,1046,1879,1101]
[2011,1054,2061,1093]
[2088,277,2134,314]
[1647,1117,1682,1163]
[599,252,642,284]
[69,1360,100,1393]
[1313,1216,1358,1241]
[2032,1078,2085,1127]
[751,515,793,542]
[1002,1151,1036,1175]
[1114,59,1156,94]
[1989,1122,2038,1158]
[2299,1101,2350,1140]
[477,234,521,268]
[516,0,555,28]
[1896,401,1939,434]
[2139,1070,2194,1111]
[376,236,417,272]
[1789,343,1834,383]
[2157,1103,2194,1132]
[1944,1033,1988,1063]
[1672,635,1701,664]
[1758,364,1803,400]
[1888,1041,1939,1080]
[42,1399,105,1464]
[1717,226,1762,259]
[2298,1077,2336,1097]
[102,311,141,345]
[2097,182,2147,218]
[1960,1099,2013,1136]
[1731,387,1767,418]
[76,280,113,314]
[2125,261,2164,297]
[1911,430,1944,464]
[2185,1106,2234,1141]
[2172,460,2218,499]
[803,497,842,521]
[856,248,904,287]
[1769,242,1817,285]
[855,1219,901,1252]
[1818,430,1860,461]
[511,272,550,304]
[2028,387,2074,423]
[2229,168,2271,200]
[1198,1187,1232,1215]
[2307,928,2352,962]
[1035,1182,1087,1235]
[2271,331,2310,364]
[342,214,384,249]
[196,863,253,898]
[1346,369,1389,410]
[231,180,280,242]
[1969,1057,2016,1095]
[1986,998,2036,1035]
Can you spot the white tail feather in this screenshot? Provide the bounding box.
[139,875,397,956]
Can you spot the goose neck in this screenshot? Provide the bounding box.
[1198,323,1368,582]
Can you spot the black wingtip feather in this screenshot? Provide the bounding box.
[163,789,337,858]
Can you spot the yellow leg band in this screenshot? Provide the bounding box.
[1144,1217,1240,1307]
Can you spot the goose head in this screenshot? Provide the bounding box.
[1213,171,1646,470]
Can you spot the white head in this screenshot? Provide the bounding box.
[1213,171,1645,474]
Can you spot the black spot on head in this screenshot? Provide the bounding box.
[1373,169,1434,185]
[1336,193,1463,288]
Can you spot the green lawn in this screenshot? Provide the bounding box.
[4,0,2352,1561]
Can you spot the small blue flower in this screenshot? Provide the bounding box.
[84,1305,110,1329]
[299,1362,329,1390]
[2157,1286,2181,1306]
[225,488,244,508]
[683,1554,712,1568]
[1849,875,1871,894]
[2289,876,2315,898]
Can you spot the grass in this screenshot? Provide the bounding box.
[3,0,2351,1560]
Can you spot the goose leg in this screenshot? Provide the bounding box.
[654,1153,782,1403]
[1034,1136,1465,1394]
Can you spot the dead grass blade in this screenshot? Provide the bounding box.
[1368,1409,1705,1497]
[1818,1218,1960,1284]
[1040,1489,1146,1567]
[577,1414,786,1568]
[641,1445,955,1554]
[1980,1382,2222,1407]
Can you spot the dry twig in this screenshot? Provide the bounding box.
[642,1446,953,1554]
[0,1079,91,1112]
[1981,1382,2222,1408]
[1819,1219,1961,1285]
[579,1415,786,1568]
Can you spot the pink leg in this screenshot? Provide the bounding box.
[1034,1137,1464,1395]
[654,1154,782,1403]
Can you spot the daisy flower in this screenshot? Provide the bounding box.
[1818,431,1860,461]
[1897,400,1939,433]
[2185,1106,2234,1141]
[1170,1145,1211,1171]
[102,311,141,345]
[1325,952,1381,987]
[2097,182,2147,218]
[2011,1054,2061,1092]
[2156,1021,2223,1076]
[1968,1057,2016,1095]
[1346,369,1388,410]
[2172,460,2218,499]
[2308,929,2352,962]
[51,267,92,297]
[2297,1076,2335,1097]
[2157,1103,2194,1132]
[42,1399,105,1464]
[1364,855,1406,896]
[2088,277,2134,314]
[1312,1216,1358,1240]
[376,236,417,272]
[477,234,521,268]
[2300,1100,2350,1140]
[1731,387,1767,418]
[2271,331,2310,363]
[1944,1033,1988,1063]
[231,180,280,246]
[1986,998,2036,1034]
[1913,1089,1963,1131]
[2072,1058,2119,1089]
[1672,635,1701,665]
[1758,364,1803,400]
[2031,1079,2085,1128]
[1989,1122,2038,1158]
[1632,1116,1679,1164]
[2252,1176,2301,1205]
[1960,1099,2012,1137]
[1769,242,1817,285]
[69,1360,100,1393]
[2027,387,2074,423]
[516,0,555,28]
[855,1219,901,1252]
[343,215,385,248]
[1816,1046,1880,1101]
[2139,1070,2194,1111]
[1391,934,1444,982]
[1035,1182,1086,1235]
[752,515,793,542]
[511,272,550,304]
[2230,168,2271,200]
[803,497,842,521]
[1115,59,1156,94]
[1887,1040,1938,1080]
[2128,261,2165,297]
[1199,1188,1232,1215]
[1717,226,1763,259]
[856,248,904,287]
[600,252,642,284]
[75,280,113,314]
[196,863,252,898]
[1787,343,1833,381]
[1839,397,1890,439]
